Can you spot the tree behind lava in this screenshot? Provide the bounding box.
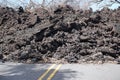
[0,0,120,11]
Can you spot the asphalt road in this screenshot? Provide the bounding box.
[0,62,120,80]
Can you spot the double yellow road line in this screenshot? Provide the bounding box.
[38,64,62,80]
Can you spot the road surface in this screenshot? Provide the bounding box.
[0,62,120,80]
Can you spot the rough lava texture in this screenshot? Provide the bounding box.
[0,6,120,64]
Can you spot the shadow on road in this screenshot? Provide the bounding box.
[52,69,78,80]
[0,64,77,80]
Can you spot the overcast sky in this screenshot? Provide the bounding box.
[0,0,120,11]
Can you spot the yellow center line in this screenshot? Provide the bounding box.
[47,64,62,80]
[38,64,56,80]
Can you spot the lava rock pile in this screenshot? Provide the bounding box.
[0,6,120,63]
